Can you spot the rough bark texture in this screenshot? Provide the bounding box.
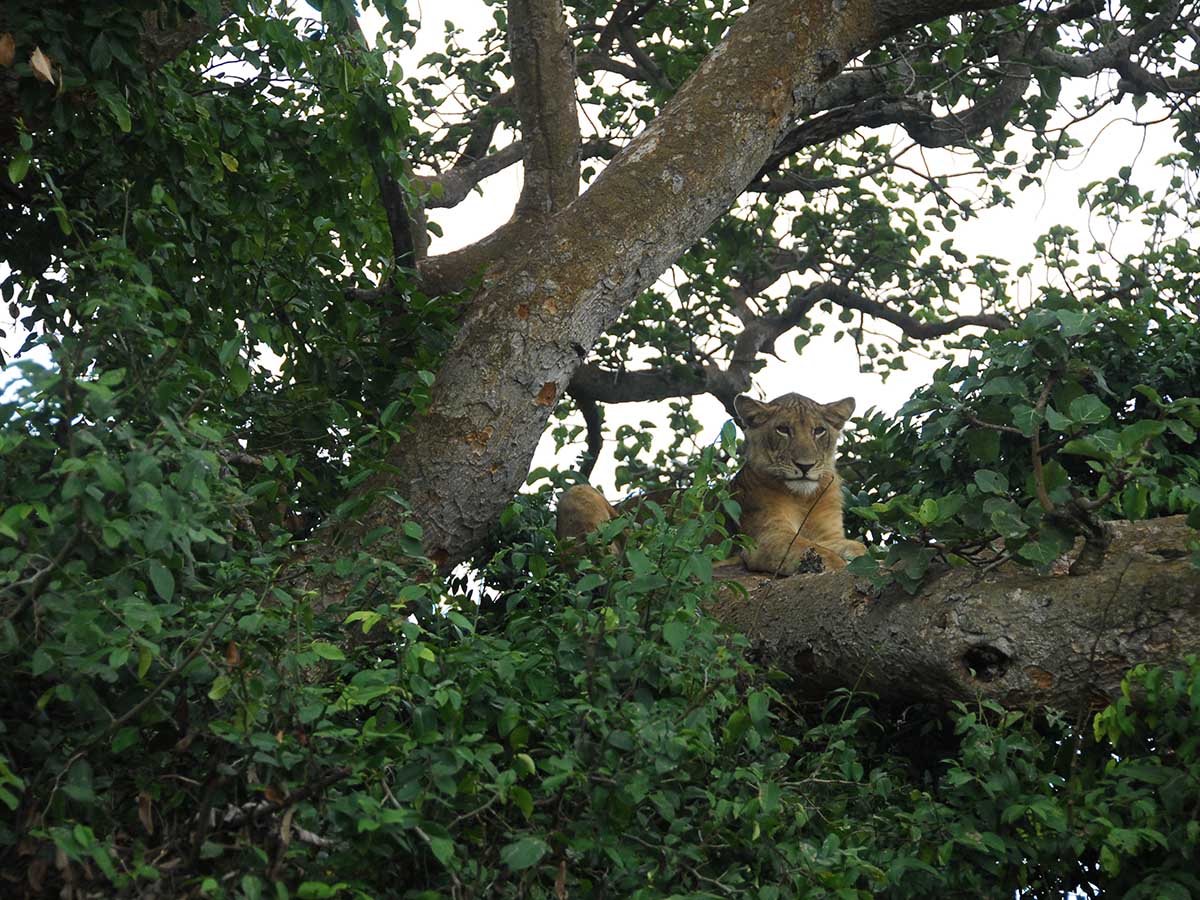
[508,0,581,218]
[712,515,1200,715]
[375,0,1009,567]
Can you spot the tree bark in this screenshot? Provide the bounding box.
[370,0,1011,567]
[711,515,1200,715]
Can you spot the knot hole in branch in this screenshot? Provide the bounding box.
[963,644,1010,682]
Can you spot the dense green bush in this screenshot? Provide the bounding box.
[841,293,1200,592]
[4,1,1200,897]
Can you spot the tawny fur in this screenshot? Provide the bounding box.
[556,392,867,574]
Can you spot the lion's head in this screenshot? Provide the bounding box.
[733,392,855,496]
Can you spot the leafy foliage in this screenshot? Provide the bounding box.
[841,290,1200,592]
[4,0,1200,897]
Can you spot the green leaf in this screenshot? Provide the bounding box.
[510,786,533,820]
[1017,537,1062,566]
[1054,309,1092,336]
[137,644,153,680]
[1012,404,1042,436]
[426,834,455,866]
[625,548,653,576]
[917,498,939,524]
[747,691,769,724]
[974,470,1009,494]
[500,836,548,871]
[208,674,232,701]
[147,561,174,601]
[1121,483,1148,520]
[1044,406,1072,431]
[112,727,139,754]
[514,753,536,775]
[663,619,688,650]
[311,641,346,661]
[1068,394,1109,425]
[220,151,239,172]
[8,153,30,185]
[981,376,1025,397]
[1166,418,1197,443]
[98,89,132,133]
[89,33,112,71]
[1061,437,1108,459]
[229,364,251,397]
[1118,419,1167,454]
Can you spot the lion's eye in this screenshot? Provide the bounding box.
[813,426,827,437]
[775,425,792,437]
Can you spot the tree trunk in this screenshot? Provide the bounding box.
[711,515,1200,715]
[372,0,1010,567]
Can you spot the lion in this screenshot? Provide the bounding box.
[556,392,867,574]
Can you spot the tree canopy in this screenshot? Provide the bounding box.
[2,0,1200,896]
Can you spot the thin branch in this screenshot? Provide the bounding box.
[572,391,604,479]
[414,141,526,208]
[341,4,426,266]
[809,282,1011,339]
[457,88,515,163]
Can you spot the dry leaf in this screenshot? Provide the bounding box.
[30,47,54,84]
[0,34,15,68]
[279,805,296,848]
[555,860,568,899]
[137,791,154,835]
[225,640,241,666]
[27,857,47,893]
[264,785,284,805]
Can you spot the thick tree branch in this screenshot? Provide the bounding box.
[419,0,1186,295]
[1033,0,1184,78]
[713,515,1200,715]
[508,0,581,218]
[570,363,715,404]
[366,135,427,266]
[593,0,659,56]
[576,52,645,83]
[615,24,673,94]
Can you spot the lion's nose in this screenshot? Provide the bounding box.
[795,462,814,476]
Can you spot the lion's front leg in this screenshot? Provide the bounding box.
[742,527,848,574]
[832,538,867,561]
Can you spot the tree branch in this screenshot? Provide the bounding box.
[712,515,1200,714]
[457,88,515,163]
[508,0,581,218]
[757,0,1186,175]
[572,391,604,479]
[415,139,619,295]
[809,282,1011,338]
[415,142,527,209]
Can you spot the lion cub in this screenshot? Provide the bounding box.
[556,392,867,574]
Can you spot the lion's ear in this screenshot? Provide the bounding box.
[823,397,856,429]
[734,395,773,428]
